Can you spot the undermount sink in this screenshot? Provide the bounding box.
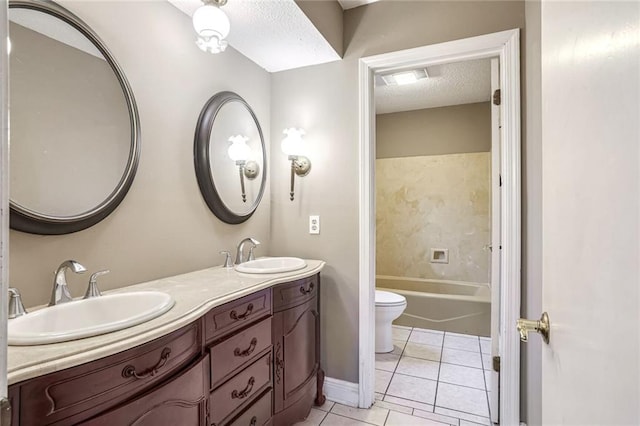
[235,257,307,274]
[8,291,175,346]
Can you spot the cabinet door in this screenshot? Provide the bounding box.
[272,296,318,413]
[80,355,209,426]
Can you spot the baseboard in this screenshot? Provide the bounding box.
[323,376,359,407]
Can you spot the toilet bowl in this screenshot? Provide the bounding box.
[375,290,407,353]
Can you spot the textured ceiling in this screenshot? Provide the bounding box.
[168,0,341,73]
[337,0,380,10]
[375,58,492,114]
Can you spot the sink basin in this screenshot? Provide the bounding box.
[235,257,306,274]
[8,291,175,346]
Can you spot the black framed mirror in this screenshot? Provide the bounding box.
[194,91,267,224]
[8,0,140,235]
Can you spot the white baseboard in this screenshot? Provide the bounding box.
[323,376,359,407]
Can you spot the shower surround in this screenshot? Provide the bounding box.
[376,152,490,284]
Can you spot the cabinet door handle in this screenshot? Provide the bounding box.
[234,337,258,357]
[249,415,258,426]
[275,342,283,384]
[122,348,171,380]
[231,376,255,399]
[230,303,254,320]
[299,282,314,295]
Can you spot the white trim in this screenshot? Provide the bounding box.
[358,29,521,424]
[358,58,376,409]
[0,0,9,400]
[323,377,359,408]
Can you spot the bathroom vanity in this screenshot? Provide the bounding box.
[6,261,325,426]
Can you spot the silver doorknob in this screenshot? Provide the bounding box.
[517,312,550,344]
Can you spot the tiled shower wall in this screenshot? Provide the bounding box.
[376,152,490,283]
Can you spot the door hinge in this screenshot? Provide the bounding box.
[0,398,11,426]
[493,89,501,106]
[499,174,502,187]
[492,356,500,372]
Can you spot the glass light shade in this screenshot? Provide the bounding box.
[193,4,230,53]
[228,135,251,162]
[281,128,305,156]
[393,71,418,85]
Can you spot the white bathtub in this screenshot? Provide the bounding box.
[376,275,491,337]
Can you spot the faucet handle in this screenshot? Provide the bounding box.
[220,251,233,268]
[8,287,28,318]
[248,246,257,261]
[84,270,109,299]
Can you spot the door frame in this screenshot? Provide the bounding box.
[1,0,9,405]
[357,29,521,424]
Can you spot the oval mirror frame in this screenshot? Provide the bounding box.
[194,91,267,224]
[8,0,141,235]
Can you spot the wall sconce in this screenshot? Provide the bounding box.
[282,128,311,201]
[192,0,230,54]
[228,135,259,202]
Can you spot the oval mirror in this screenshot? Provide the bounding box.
[194,92,266,224]
[8,0,140,235]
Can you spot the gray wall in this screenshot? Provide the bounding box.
[270,0,525,389]
[376,102,491,159]
[9,0,272,308]
[295,0,344,57]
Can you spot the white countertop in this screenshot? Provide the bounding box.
[8,259,325,385]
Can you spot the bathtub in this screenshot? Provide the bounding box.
[376,275,491,337]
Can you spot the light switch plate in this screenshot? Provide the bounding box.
[309,215,320,234]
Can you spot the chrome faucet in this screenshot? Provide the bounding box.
[235,237,260,265]
[49,260,87,306]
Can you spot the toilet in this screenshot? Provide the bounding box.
[375,290,408,353]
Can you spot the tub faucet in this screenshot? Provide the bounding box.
[235,237,260,265]
[49,260,87,306]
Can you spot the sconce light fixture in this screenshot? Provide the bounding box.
[282,128,311,201]
[228,135,259,202]
[192,0,230,54]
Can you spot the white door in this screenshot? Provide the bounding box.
[541,1,639,424]
[488,57,500,425]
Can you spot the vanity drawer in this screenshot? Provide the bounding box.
[205,289,271,342]
[273,275,318,312]
[210,352,272,426]
[229,389,273,426]
[210,317,272,388]
[19,321,202,426]
[80,355,209,426]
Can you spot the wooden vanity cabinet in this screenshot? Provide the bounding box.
[12,321,203,426]
[272,275,325,426]
[79,354,210,426]
[8,275,324,426]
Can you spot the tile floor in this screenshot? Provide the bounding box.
[294,325,493,426]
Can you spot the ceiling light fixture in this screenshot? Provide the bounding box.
[192,0,230,54]
[380,69,429,86]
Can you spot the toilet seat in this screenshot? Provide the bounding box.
[375,290,406,306]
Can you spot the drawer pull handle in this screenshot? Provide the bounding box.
[122,348,171,380]
[234,337,258,357]
[231,376,255,399]
[249,416,258,426]
[300,282,314,295]
[230,303,254,320]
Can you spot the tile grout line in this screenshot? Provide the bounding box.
[431,330,447,413]
[478,337,492,420]
[380,326,409,396]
